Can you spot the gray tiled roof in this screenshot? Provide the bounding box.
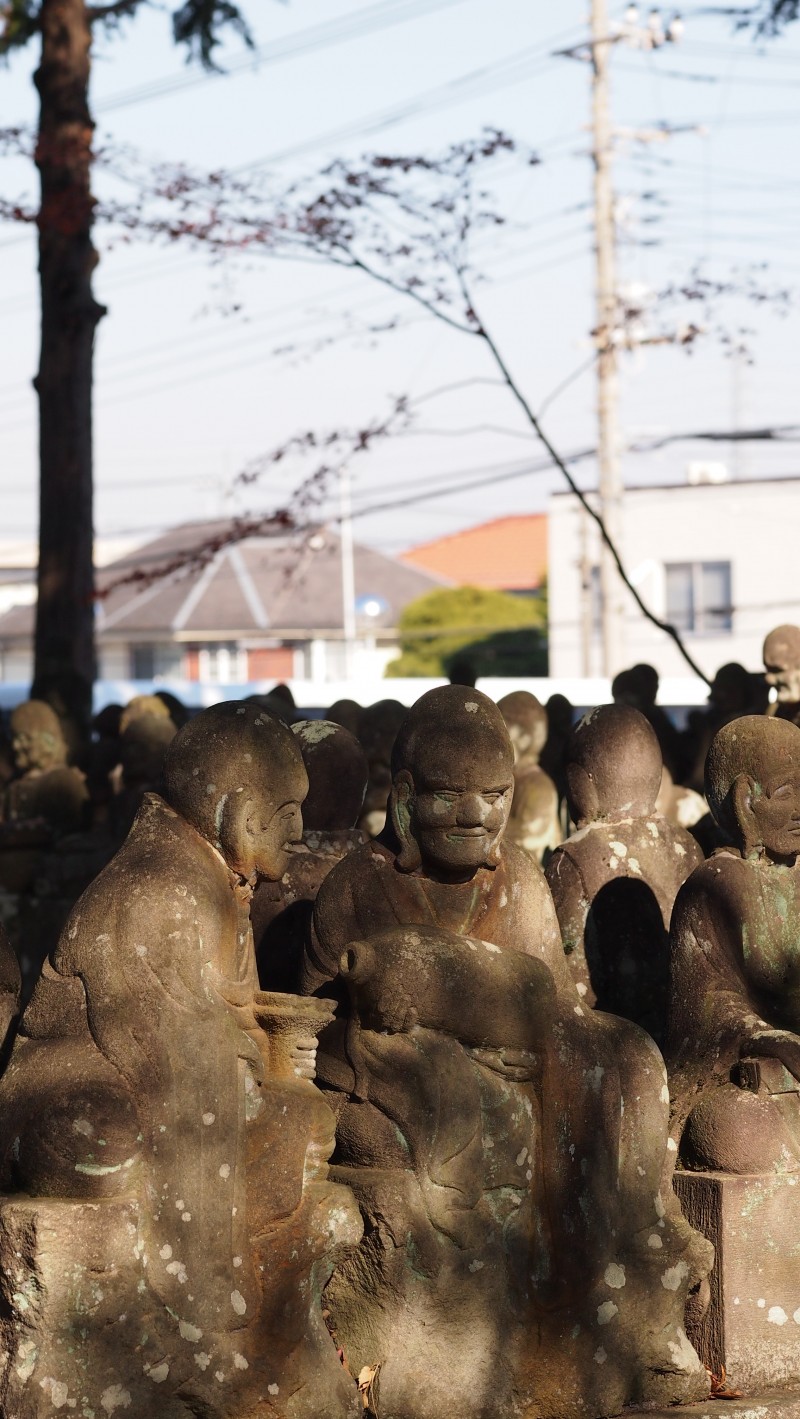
[0,521,446,643]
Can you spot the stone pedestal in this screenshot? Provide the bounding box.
[676,1169,800,1389]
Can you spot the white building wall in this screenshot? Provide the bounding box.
[548,479,800,681]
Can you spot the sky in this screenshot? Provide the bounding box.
[1,0,800,561]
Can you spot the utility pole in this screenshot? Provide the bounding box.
[590,0,625,678]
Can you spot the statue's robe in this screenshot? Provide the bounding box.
[1,793,275,1333]
[668,849,800,1149]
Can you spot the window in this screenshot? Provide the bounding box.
[665,562,732,634]
[129,643,183,680]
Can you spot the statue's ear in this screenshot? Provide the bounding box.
[218,791,252,869]
[391,770,422,873]
[731,773,759,856]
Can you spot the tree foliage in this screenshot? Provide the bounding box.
[0,0,255,61]
[386,584,547,679]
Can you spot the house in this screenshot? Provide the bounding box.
[547,474,800,680]
[0,519,444,687]
[401,514,547,594]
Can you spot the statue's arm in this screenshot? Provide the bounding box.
[545,848,589,961]
[667,866,788,1082]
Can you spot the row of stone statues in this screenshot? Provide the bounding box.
[0,629,799,1415]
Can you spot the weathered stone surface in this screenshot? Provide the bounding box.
[497,689,561,861]
[253,720,368,992]
[2,701,87,839]
[676,1170,800,1390]
[764,625,800,724]
[0,703,360,1418]
[355,699,405,838]
[304,685,712,1419]
[547,704,701,1044]
[667,715,800,1169]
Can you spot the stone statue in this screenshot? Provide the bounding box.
[111,711,177,838]
[764,624,800,724]
[546,705,702,1045]
[305,686,711,1419]
[668,714,800,1169]
[118,692,173,735]
[253,719,368,992]
[3,700,88,835]
[612,663,682,778]
[497,689,561,861]
[0,702,360,1418]
[326,698,362,736]
[355,698,405,837]
[666,714,800,1389]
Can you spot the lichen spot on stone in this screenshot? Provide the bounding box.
[648,1233,663,1249]
[206,783,217,796]
[576,982,588,996]
[159,1245,172,1260]
[667,1136,678,1152]
[147,1362,169,1384]
[484,942,501,954]
[574,1005,584,1016]
[674,841,686,856]
[203,1112,215,1126]
[660,1084,670,1103]
[597,1301,618,1325]
[628,857,641,874]
[465,702,478,713]
[233,1255,242,1268]
[609,856,618,871]
[39,1378,69,1408]
[661,1261,689,1291]
[769,1307,789,1325]
[194,1353,211,1371]
[758,1298,766,1308]
[219,1163,231,1181]
[593,1347,607,1365]
[233,1354,249,1370]
[73,1118,93,1138]
[100,1384,132,1413]
[609,842,627,858]
[647,821,659,838]
[268,1384,280,1396]
[231,1290,247,1315]
[604,1263,625,1289]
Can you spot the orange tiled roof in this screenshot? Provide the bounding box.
[401,514,547,592]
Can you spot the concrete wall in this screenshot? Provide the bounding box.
[548,479,800,681]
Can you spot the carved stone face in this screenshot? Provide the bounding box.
[741,768,800,862]
[10,701,67,773]
[763,627,800,704]
[237,772,307,882]
[404,767,513,877]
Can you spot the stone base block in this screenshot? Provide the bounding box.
[675,1169,800,1390]
[631,1387,800,1419]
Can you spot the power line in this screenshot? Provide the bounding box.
[94,0,472,114]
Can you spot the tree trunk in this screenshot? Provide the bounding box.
[33,0,104,715]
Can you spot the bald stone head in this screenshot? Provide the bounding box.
[497,691,548,770]
[164,701,308,882]
[389,686,515,878]
[119,694,172,736]
[706,714,800,860]
[10,700,68,773]
[292,720,368,831]
[763,625,800,706]
[566,704,662,826]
